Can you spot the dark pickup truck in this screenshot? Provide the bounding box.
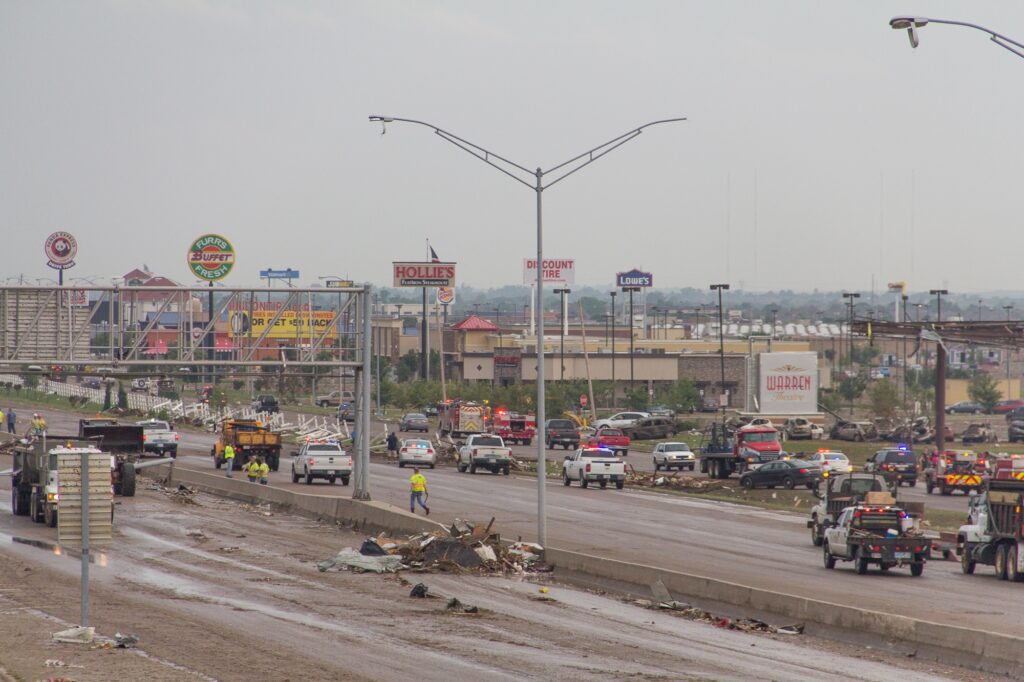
[545,419,580,450]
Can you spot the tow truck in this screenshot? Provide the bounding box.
[699,422,783,479]
[957,458,1024,580]
[491,408,536,445]
[925,450,986,495]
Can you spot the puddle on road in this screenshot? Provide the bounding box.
[5,533,110,566]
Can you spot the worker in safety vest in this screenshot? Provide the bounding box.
[409,467,430,515]
[224,444,236,478]
[30,413,47,436]
[245,455,260,483]
[258,457,270,485]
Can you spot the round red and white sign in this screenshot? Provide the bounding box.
[436,286,455,305]
[44,231,78,268]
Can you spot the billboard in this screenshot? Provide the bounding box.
[227,310,338,339]
[188,234,235,281]
[523,258,575,284]
[616,268,653,288]
[436,286,455,305]
[392,262,456,287]
[758,352,818,414]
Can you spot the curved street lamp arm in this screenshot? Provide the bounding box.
[926,18,1024,53]
[369,115,535,189]
[893,16,1024,60]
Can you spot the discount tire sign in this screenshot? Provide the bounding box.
[188,234,235,281]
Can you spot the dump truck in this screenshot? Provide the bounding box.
[957,458,1024,580]
[211,418,283,472]
[11,437,113,527]
[78,418,143,496]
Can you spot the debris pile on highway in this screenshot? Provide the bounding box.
[626,596,804,635]
[317,517,548,575]
[147,482,199,505]
[626,470,728,491]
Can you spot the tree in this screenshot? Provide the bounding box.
[968,373,1002,412]
[838,375,868,414]
[850,345,880,366]
[869,379,901,420]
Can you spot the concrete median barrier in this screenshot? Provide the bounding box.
[140,463,444,537]
[544,547,1024,675]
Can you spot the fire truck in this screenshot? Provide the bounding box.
[439,400,486,439]
[925,449,986,496]
[490,408,536,445]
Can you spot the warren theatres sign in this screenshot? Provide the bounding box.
[758,352,818,415]
[392,262,457,287]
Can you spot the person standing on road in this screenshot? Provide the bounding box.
[258,457,270,485]
[387,431,399,460]
[246,455,260,483]
[409,467,430,516]
[6,407,15,434]
[223,444,236,478]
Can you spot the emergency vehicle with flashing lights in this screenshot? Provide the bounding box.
[864,444,918,487]
[957,457,1024,580]
[290,438,352,486]
[490,408,536,445]
[925,449,986,495]
[822,500,928,576]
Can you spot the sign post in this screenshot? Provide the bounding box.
[44,231,78,286]
[188,234,235,384]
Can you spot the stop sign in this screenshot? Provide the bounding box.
[580,394,588,406]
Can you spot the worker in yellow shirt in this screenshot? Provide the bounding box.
[409,467,429,515]
[246,456,260,483]
[223,444,236,478]
[258,457,270,485]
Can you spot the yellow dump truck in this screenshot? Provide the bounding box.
[211,419,283,472]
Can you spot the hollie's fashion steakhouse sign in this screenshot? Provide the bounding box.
[758,352,818,415]
[392,262,456,287]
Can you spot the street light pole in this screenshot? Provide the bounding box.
[371,115,685,548]
[842,292,861,369]
[890,16,1024,60]
[930,289,948,323]
[554,288,570,380]
[1006,304,1015,397]
[710,284,730,423]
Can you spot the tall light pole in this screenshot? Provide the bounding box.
[610,291,617,406]
[1006,304,1015,397]
[842,292,861,369]
[930,289,948,322]
[370,115,685,547]
[622,286,641,392]
[770,307,778,340]
[890,16,1024,59]
[710,284,730,423]
[554,288,571,380]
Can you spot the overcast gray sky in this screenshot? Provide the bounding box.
[3,1,1024,293]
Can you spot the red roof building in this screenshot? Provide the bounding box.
[451,315,498,332]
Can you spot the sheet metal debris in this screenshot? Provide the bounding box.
[627,470,727,491]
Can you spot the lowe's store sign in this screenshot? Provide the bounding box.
[616,269,653,288]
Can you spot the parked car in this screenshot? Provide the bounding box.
[782,417,816,440]
[399,413,430,433]
[545,419,580,450]
[698,397,719,413]
[622,416,677,441]
[398,438,436,469]
[251,394,280,413]
[593,412,649,430]
[961,422,997,445]
[831,421,878,442]
[803,450,851,476]
[739,459,820,490]
[336,402,355,422]
[945,401,983,415]
[648,405,676,419]
[81,378,102,389]
[423,405,439,417]
[314,390,355,408]
[652,442,696,472]
[992,399,1024,415]
[864,447,918,487]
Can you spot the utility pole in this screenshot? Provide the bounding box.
[609,291,617,407]
[842,292,861,369]
[930,288,948,323]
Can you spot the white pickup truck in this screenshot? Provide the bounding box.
[291,440,352,485]
[136,419,180,458]
[457,434,512,475]
[562,447,626,489]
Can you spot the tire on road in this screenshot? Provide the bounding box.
[580,477,588,489]
[823,543,836,569]
[741,476,753,490]
[995,543,1009,580]
[961,545,976,575]
[562,470,570,486]
[910,562,924,577]
[855,548,868,575]
[783,476,795,490]
[615,479,624,490]
[811,519,823,547]
[120,463,136,497]
[1008,544,1022,583]
[341,476,350,486]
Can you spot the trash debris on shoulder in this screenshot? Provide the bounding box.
[318,517,547,576]
[317,548,406,574]
[627,470,726,491]
[114,632,139,649]
[52,626,95,644]
[409,582,429,598]
[445,597,479,614]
